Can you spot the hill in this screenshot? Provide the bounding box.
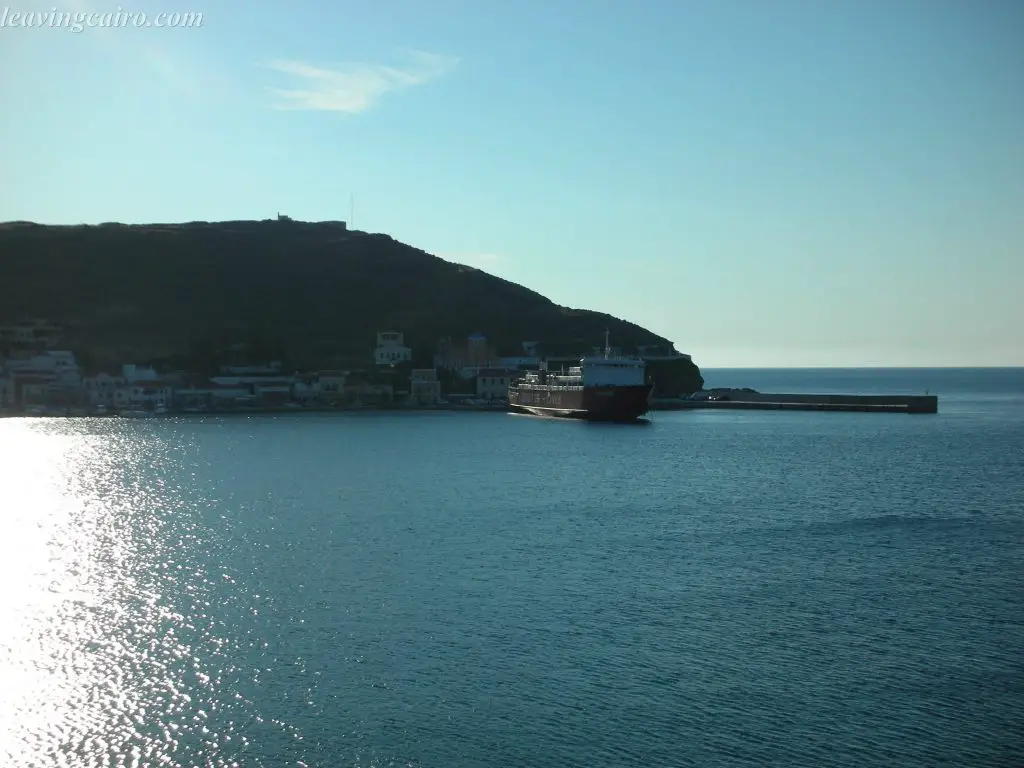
[0,219,701,390]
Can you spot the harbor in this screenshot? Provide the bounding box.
[1,321,942,419]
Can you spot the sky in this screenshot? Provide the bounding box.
[1,0,1021,367]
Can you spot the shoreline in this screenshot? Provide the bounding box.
[1,391,940,419]
[0,403,512,418]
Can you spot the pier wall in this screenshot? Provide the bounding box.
[652,392,938,414]
[743,393,938,413]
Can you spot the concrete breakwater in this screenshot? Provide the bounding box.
[653,392,938,414]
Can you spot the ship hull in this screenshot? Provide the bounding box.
[508,383,653,421]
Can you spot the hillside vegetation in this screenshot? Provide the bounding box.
[0,219,700,390]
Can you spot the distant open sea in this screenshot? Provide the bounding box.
[1,368,1021,767]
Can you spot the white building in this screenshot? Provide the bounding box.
[409,369,441,405]
[83,372,125,406]
[316,371,347,400]
[5,352,81,404]
[476,368,514,401]
[345,381,394,404]
[122,364,159,383]
[173,384,252,410]
[375,331,412,366]
[6,350,78,378]
[113,381,173,411]
[209,374,297,405]
[292,376,317,402]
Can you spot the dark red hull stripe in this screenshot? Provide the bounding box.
[508,384,653,421]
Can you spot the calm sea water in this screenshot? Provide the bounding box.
[1,368,1022,768]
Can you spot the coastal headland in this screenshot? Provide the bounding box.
[0,217,703,414]
[0,219,938,418]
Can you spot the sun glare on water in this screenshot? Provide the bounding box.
[0,418,282,768]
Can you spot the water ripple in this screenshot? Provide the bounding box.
[1,406,1022,767]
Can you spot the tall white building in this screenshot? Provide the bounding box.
[374,331,412,365]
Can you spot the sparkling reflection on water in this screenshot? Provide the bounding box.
[0,419,297,768]
[2,392,1022,767]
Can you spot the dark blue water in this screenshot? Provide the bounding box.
[2,368,1022,767]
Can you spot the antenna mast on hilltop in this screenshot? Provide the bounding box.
[350,192,355,230]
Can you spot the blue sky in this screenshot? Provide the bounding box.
[2,0,1021,366]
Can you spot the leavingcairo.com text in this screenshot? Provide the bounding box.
[0,6,203,32]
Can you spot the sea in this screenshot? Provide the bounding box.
[1,368,1021,768]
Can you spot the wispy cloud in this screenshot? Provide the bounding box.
[263,50,458,113]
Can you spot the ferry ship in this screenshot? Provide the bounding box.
[507,332,653,421]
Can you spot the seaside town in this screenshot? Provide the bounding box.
[0,318,693,417]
